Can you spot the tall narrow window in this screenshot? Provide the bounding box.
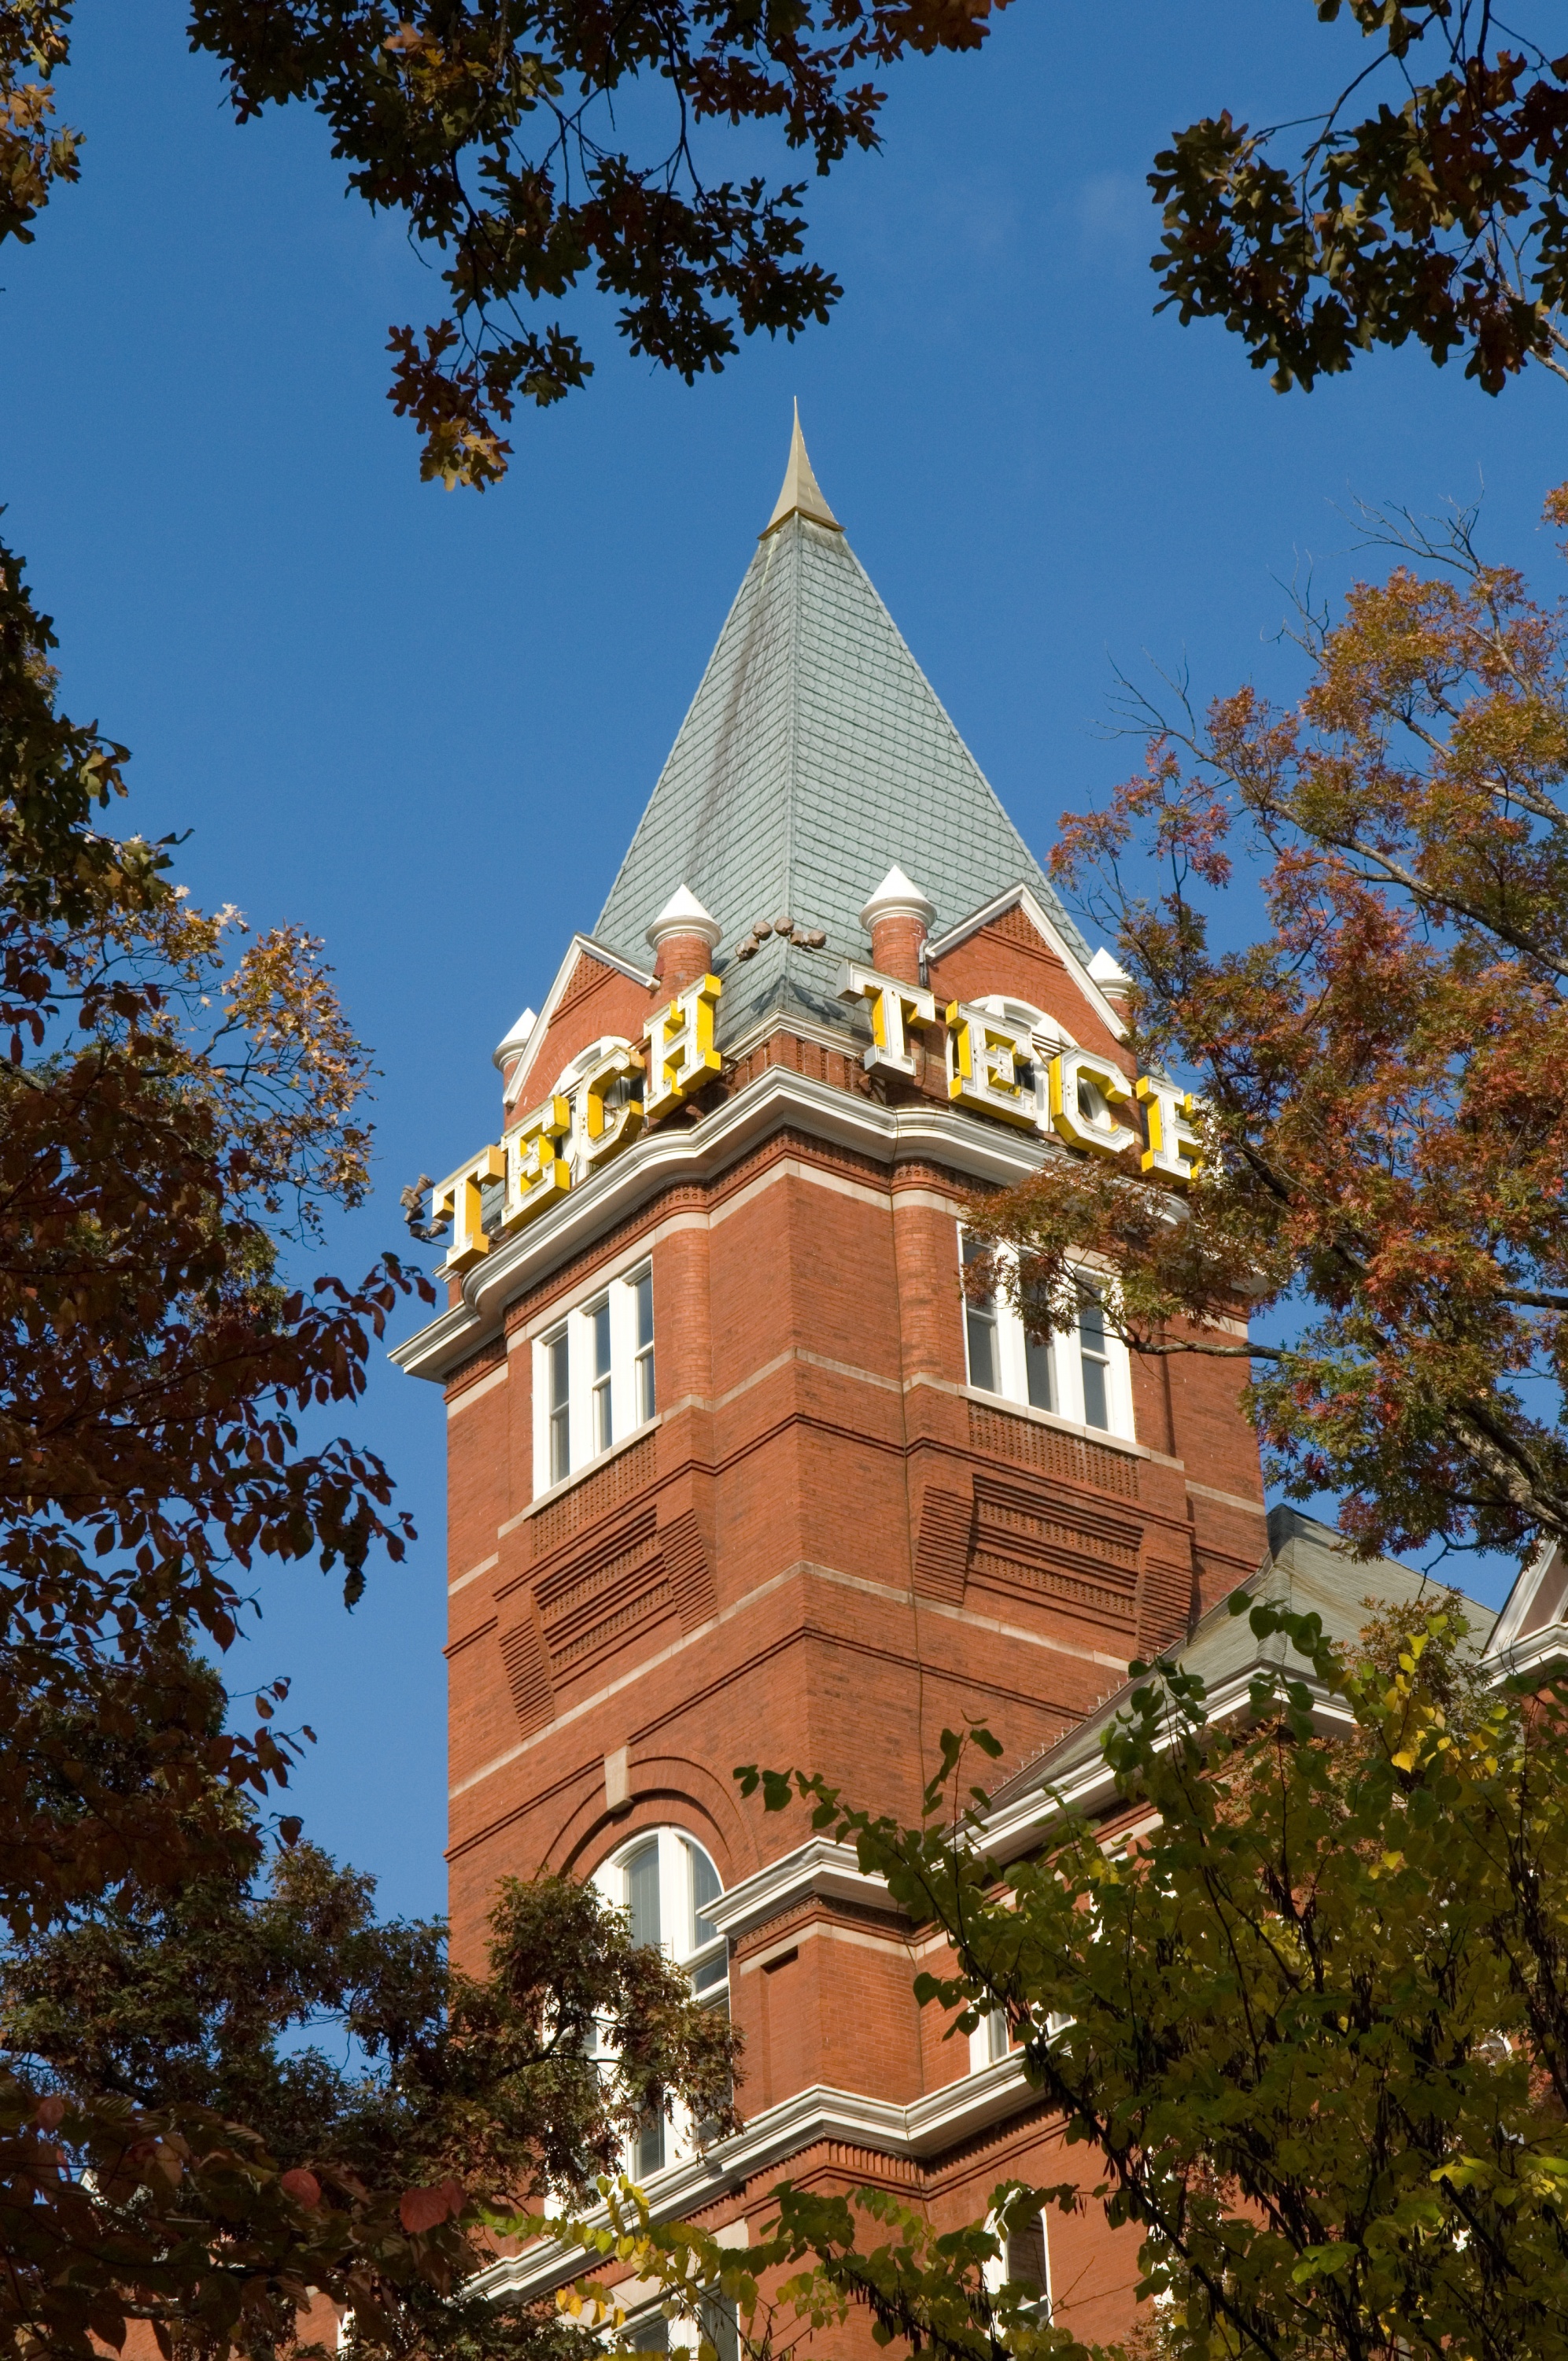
[985,2007,1010,2064]
[548,1328,570,1485]
[590,1295,613,1454]
[633,1265,655,1422]
[697,2291,740,2361]
[629,2311,669,2352]
[627,1841,661,1950]
[593,1830,729,2185]
[1078,1284,1111,1432]
[1023,1299,1054,1414]
[1005,2211,1050,2310]
[962,1236,998,1394]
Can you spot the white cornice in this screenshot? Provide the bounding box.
[392,1066,1048,1384]
[976,1669,1358,1864]
[703,1838,900,1942]
[926,884,1128,1044]
[470,2055,1037,2304]
[1487,1618,1568,1684]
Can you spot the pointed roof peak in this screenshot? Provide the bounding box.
[861,864,936,929]
[762,401,842,538]
[646,882,721,950]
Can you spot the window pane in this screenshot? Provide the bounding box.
[1005,2213,1049,2299]
[987,2007,1009,2063]
[1024,1331,1054,1412]
[549,1404,570,1486]
[965,1302,998,1394]
[688,1842,721,1949]
[697,2292,740,2361]
[634,2112,666,2180]
[592,1299,611,1378]
[627,1842,660,1949]
[1079,1284,1110,1431]
[629,2313,669,2352]
[634,1267,654,1350]
[548,1330,570,1408]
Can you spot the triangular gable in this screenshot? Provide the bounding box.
[927,882,1128,1044]
[1485,1540,1568,1670]
[503,933,653,1110]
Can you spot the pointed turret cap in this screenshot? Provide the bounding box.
[763,403,842,537]
[492,1006,537,1070]
[1087,946,1134,1005]
[860,863,936,931]
[646,882,721,951]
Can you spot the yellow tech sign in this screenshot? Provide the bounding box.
[433,966,1201,1274]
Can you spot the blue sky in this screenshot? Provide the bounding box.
[4,4,1564,1921]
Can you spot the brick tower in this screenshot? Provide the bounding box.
[393,416,1267,2345]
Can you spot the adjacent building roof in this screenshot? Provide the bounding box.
[984,1506,1496,1824]
[594,423,1089,1044]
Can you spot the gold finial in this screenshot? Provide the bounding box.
[762,401,843,537]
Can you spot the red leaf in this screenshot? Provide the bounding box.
[34,2095,66,2131]
[281,2168,322,2211]
[399,2178,464,2234]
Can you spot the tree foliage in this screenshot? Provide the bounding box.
[0,0,1009,489]
[0,529,434,1960]
[960,488,1568,1571]
[0,1670,740,2361]
[729,1601,1568,2361]
[1152,3,1568,398]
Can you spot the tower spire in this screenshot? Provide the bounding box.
[762,401,842,537]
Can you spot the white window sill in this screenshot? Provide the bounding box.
[961,1384,1143,1458]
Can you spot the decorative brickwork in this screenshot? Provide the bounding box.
[967,1400,1142,1498]
[496,1613,553,1736]
[913,1487,972,1604]
[659,1508,718,1630]
[528,1433,657,1554]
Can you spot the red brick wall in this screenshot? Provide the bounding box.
[430,900,1267,2352]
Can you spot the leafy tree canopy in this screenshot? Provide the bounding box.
[0,1665,740,2361]
[959,488,1568,1573]
[716,1599,1568,2361]
[1153,3,1568,399]
[0,0,1008,488]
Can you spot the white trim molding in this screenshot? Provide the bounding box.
[703,1838,899,1944]
[469,2053,1038,2306]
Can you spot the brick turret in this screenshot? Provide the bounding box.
[859,863,935,985]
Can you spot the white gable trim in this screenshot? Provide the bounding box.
[503,932,655,1106]
[927,883,1128,1044]
[1485,1538,1568,1663]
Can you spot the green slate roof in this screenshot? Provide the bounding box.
[987,1506,1497,1811]
[594,440,1089,1045]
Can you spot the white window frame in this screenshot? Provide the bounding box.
[533,1259,655,1498]
[981,2197,1053,2320]
[592,1827,729,2185]
[959,1229,1134,1442]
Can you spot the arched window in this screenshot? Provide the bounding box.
[592,1827,729,2183]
